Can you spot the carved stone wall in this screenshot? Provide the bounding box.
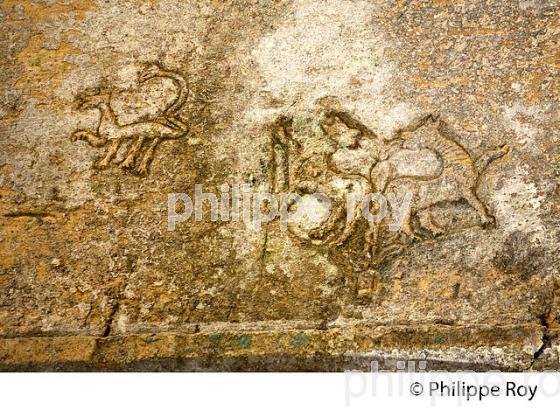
[0,0,559,370]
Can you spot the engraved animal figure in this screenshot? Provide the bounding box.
[321,112,380,247]
[269,111,509,303]
[270,117,366,246]
[321,111,410,249]
[321,111,382,180]
[119,63,190,170]
[270,112,394,249]
[71,89,188,174]
[376,114,509,238]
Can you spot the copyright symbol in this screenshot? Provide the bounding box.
[410,382,423,396]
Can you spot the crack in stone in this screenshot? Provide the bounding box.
[528,312,553,370]
[102,301,120,338]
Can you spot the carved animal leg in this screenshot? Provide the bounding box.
[357,269,376,301]
[464,189,494,226]
[363,220,378,257]
[376,242,404,263]
[137,137,160,174]
[71,130,107,147]
[334,204,361,246]
[96,139,121,169]
[157,117,188,133]
[167,117,189,132]
[370,161,394,193]
[120,136,145,169]
[398,208,422,240]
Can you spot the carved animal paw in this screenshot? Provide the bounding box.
[482,215,496,228]
[71,132,85,142]
[411,230,430,241]
[430,226,445,236]
[136,163,149,175]
[120,157,135,169]
[166,117,189,132]
[356,287,373,303]
[95,160,110,169]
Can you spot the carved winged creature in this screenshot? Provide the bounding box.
[71,62,190,174]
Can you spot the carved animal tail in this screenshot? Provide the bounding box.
[270,117,302,192]
[167,72,189,114]
[474,144,510,174]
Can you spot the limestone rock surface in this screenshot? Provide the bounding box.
[0,0,559,370]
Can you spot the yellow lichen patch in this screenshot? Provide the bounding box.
[15,32,81,101]
[34,262,49,282]
[0,0,97,24]
[156,292,178,308]
[0,214,67,268]
[522,72,547,104]
[0,164,13,176]
[414,75,469,89]
[431,0,453,6]
[0,187,16,211]
[0,336,97,366]
[543,48,560,68]
[448,27,504,37]
[0,202,106,271]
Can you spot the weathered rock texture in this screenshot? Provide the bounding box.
[0,0,558,371]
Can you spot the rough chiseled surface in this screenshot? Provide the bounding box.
[0,0,559,370]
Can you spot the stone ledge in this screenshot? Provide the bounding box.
[0,324,555,371]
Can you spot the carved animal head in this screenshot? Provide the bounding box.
[75,88,110,110]
[396,114,439,138]
[321,113,363,149]
[138,62,165,82]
